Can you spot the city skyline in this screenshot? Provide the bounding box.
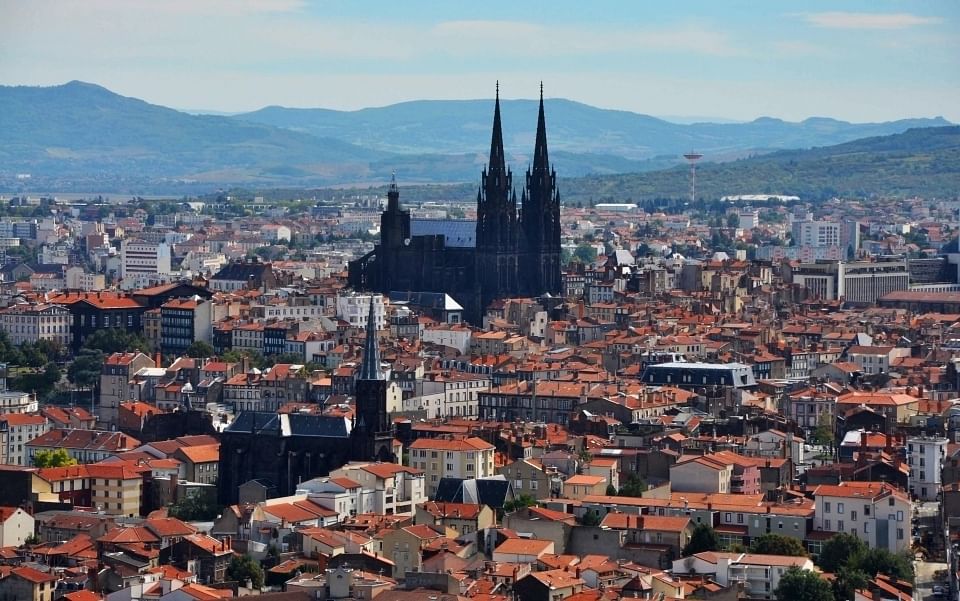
[1,0,958,122]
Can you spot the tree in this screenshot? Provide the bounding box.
[185,341,215,359]
[169,494,219,521]
[33,448,78,468]
[618,474,647,497]
[227,554,264,589]
[774,567,834,601]
[855,548,914,582]
[811,410,835,447]
[605,484,618,496]
[682,523,720,556]
[832,567,870,601]
[68,348,104,391]
[83,328,152,355]
[503,494,537,513]
[816,533,867,574]
[581,509,602,526]
[749,533,807,556]
[573,243,598,264]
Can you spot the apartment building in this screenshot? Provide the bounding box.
[0,414,50,465]
[674,552,815,601]
[120,239,171,279]
[87,463,147,517]
[160,297,212,356]
[322,461,426,517]
[906,435,948,501]
[411,372,490,419]
[99,352,156,426]
[846,345,912,375]
[812,482,911,554]
[0,392,38,414]
[0,303,72,347]
[408,436,496,497]
[335,292,386,330]
[26,429,141,464]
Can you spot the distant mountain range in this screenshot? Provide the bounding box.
[235,100,950,160]
[0,81,955,195]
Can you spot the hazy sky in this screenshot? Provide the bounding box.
[1,0,958,122]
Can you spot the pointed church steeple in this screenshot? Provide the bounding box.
[358,297,383,381]
[532,81,549,174]
[488,81,507,183]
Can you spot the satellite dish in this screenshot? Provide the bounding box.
[404,238,411,246]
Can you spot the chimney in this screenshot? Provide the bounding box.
[154,352,161,368]
[885,432,893,454]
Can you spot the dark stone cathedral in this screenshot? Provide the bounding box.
[348,86,562,322]
[217,301,395,505]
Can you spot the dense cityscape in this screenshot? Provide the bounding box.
[2,3,960,601]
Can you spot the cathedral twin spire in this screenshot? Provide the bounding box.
[358,296,383,381]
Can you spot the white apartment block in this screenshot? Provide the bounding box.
[120,239,171,279]
[907,435,948,501]
[813,482,911,554]
[0,392,39,414]
[0,303,72,347]
[407,437,496,497]
[335,292,385,330]
[793,220,841,248]
[304,461,427,518]
[673,553,815,601]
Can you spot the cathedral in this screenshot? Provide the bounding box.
[348,85,562,322]
[217,301,395,504]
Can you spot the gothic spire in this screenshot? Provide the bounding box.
[358,297,383,381]
[532,81,549,174]
[488,81,507,183]
[387,170,400,212]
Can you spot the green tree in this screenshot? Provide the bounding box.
[855,548,914,582]
[33,448,78,468]
[573,243,598,264]
[832,567,870,601]
[682,523,720,556]
[169,494,219,521]
[617,474,647,497]
[774,567,834,601]
[83,328,152,355]
[68,348,104,390]
[185,341,215,359]
[816,533,867,574]
[605,484,618,496]
[503,494,537,513]
[227,554,264,589]
[749,533,807,556]
[811,410,835,447]
[581,509,602,526]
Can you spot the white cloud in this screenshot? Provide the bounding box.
[801,12,942,30]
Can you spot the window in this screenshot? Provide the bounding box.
[837,503,844,514]
[824,501,831,513]
[825,519,831,530]
[838,521,844,531]
[896,511,903,522]
[851,510,857,521]
[896,528,904,540]
[725,512,732,522]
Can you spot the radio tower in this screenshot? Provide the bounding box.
[683,151,703,203]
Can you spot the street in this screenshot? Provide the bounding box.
[915,560,948,601]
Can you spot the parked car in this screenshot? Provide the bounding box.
[932,585,945,596]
